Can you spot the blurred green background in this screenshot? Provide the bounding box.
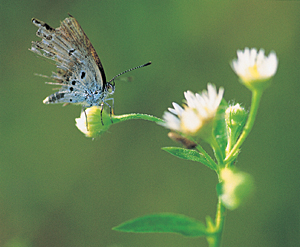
[1,1,300,247]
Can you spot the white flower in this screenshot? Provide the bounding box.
[231,48,278,89]
[161,84,224,137]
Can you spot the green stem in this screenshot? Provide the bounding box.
[112,113,164,124]
[224,89,263,164]
[207,198,226,247]
[214,199,226,247]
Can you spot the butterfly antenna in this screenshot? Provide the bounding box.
[109,61,151,84]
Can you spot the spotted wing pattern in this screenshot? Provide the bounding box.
[31,16,108,107]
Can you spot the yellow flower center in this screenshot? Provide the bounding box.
[242,64,261,83]
[248,64,260,78]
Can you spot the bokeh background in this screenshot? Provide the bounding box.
[1,1,300,247]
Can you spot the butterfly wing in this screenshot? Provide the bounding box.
[31,16,107,106]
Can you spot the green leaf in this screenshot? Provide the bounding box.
[205,215,215,232]
[113,213,207,237]
[213,99,228,160]
[162,147,216,171]
[230,110,248,145]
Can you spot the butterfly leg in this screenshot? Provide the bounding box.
[100,103,105,126]
[102,99,114,124]
[105,98,114,122]
[110,98,115,115]
[82,106,89,131]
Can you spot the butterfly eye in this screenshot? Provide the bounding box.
[107,84,115,94]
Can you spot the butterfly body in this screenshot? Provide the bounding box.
[31,16,114,108]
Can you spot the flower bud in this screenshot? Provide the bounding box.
[225,104,247,128]
[225,103,248,143]
[218,167,254,210]
[75,106,112,138]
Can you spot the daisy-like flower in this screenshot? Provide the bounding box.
[75,106,112,138]
[161,84,224,141]
[231,48,278,91]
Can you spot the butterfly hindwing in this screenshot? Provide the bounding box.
[31,17,107,106]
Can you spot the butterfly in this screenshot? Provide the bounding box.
[30,15,151,124]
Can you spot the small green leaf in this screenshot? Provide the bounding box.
[205,215,215,232]
[162,147,216,171]
[227,104,248,144]
[213,99,228,160]
[113,213,207,237]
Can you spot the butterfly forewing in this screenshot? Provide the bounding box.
[31,16,108,107]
